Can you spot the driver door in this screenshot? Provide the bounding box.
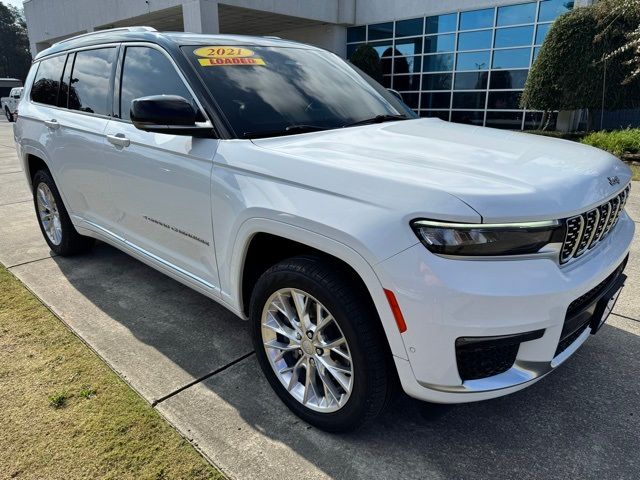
[102,44,220,291]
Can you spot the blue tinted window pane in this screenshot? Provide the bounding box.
[454,71,488,90]
[489,69,528,89]
[424,34,455,53]
[368,22,394,40]
[423,53,454,72]
[393,74,420,90]
[394,56,421,74]
[426,13,457,34]
[398,92,420,109]
[494,25,534,48]
[488,91,523,109]
[533,46,541,61]
[492,48,531,69]
[458,30,493,51]
[535,23,551,44]
[421,92,451,109]
[497,3,536,26]
[395,18,423,37]
[381,57,392,75]
[486,111,524,129]
[456,51,491,71]
[347,26,365,43]
[369,41,394,58]
[459,8,494,30]
[395,37,423,56]
[453,91,486,109]
[422,73,453,90]
[538,0,574,22]
[452,110,484,125]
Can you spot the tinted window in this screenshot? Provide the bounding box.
[490,69,529,89]
[451,110,484,125]
[393,56,421,74]
[492,48,531,69]
[488,91,523,109]
[486,110,523,129]
[120,47,193,121]
[458,30,493,51]
[457,51,491,71]
[459,8,494,30]
[369,41,394,58]
[421,92,451,109]
[368,22,394,40]
[538,0,573,22]
[425,14,457,34]
[424,34,455,53]
[31,55,66,106]
[395,37,422,56]
[422,73,452,90]
[420,110,450,121]
[392,74,420,91]
[69,48,116,115]
[453,91,486,109]
[423,53,454,72]
[497,3,536,26]
[454,71,488,90]
[535,23,551,45]
[395,18,423,37]
[58,54,73,108]
[347,26,365,43]
[494,26,534,48]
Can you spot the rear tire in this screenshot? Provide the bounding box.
[5,107,13,122]
[32,169,94,256]
[250,256,395,432]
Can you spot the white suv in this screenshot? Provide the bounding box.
[13,27,634,432]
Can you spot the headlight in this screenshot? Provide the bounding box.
[411,219,564,256]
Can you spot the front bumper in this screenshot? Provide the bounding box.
[377,212,635,403]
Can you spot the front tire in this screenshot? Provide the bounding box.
[250,256,394,432]
[5,107,13,122]
[32,169,94,256]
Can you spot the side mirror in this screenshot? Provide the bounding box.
[130,95,211,136]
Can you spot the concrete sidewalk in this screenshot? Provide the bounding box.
[1,117,639,480]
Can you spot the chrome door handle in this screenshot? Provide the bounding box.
[107,134,130,148]
[44,119,60,130]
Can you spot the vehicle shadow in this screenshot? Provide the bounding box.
[50,242,640,480]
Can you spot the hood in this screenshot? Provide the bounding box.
[251,118,631,222]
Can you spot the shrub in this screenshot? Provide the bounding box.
[581,128,640,156]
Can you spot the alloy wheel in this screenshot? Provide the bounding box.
[36,182,62,245]
[261,288,354,412]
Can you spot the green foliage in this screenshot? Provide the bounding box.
[581,128,640,156]
[48,391,69,409]
[599,0,640,83]
[0,4,31,81]
[521,3,640,112]
[349,44,383,83]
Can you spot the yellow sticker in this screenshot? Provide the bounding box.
[194,46,256,59]
[198,57,266,67]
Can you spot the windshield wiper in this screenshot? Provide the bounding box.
[242,124,328,139]
[342,114,408,128]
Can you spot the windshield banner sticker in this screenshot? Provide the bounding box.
[194,46,266,67]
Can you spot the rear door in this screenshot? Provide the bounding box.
[102,44,220,290]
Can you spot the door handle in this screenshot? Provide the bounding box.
[44,119,60,130]
[107,133,130,148]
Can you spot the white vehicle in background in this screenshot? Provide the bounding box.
[13,28,635,432]
[1,79,23,122]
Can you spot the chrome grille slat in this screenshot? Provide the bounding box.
[560,183,631,265]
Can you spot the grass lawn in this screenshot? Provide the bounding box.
[0,266,224,480]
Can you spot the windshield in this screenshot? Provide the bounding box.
[182,45,415,138]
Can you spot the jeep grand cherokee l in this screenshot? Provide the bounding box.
[13,27,634,432]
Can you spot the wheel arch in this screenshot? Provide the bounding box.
[229,218,408,360]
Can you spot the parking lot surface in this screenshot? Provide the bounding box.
[1,117,639,479]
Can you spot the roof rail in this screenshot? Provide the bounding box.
[55,26,157,45]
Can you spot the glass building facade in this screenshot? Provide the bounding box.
[346,0,574,130]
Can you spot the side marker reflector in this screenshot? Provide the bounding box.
[384,289,407,333]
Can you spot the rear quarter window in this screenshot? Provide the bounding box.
[31,54,67,106]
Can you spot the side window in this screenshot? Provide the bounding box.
[120,46,193,121]
[68,47,116,116]
[31,54,66,106]
[58,53,73,108]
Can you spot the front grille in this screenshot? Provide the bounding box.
[566,257,627,318]
[555,323,589,357]
[560,184,630,264]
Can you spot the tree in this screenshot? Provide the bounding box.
[598,0,640,83]
[0,4,32,81]
[521,3,640,117]
[349,44,383,83]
